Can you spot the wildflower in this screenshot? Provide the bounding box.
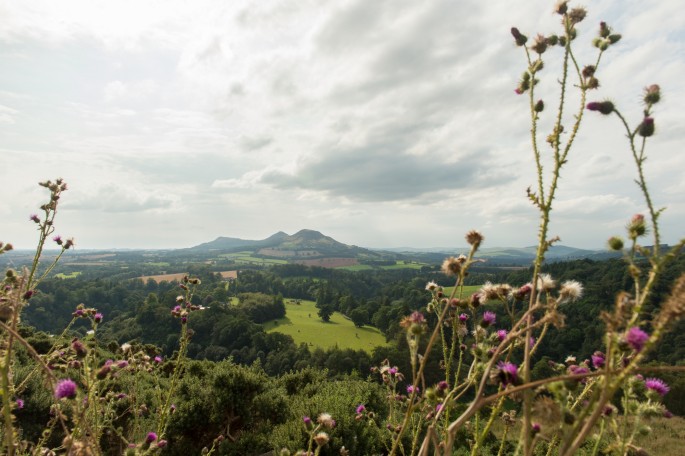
[513,283,532,300]
[437,381,449,391]
[313,432,329,447]
[29,214,40,223]
[559,280,583,302]
[586,101,614,115]
[64,238,74,249]
[121,343,132,353]
[465,230,484,247]
[534,99,544,112]
[628,214,647,238]
[53,235,63,246]
[146,432,157,443]
[441,256,464,276]
[23,290,35,300]
[510,27,527,46]
[117,360,129,369]
[388,367,398,375]
[591,351,605,369]
[644,378,670,396]
[356,404,366,414]
[54,379,78,399]
[496,329,508,341]
[568,7,587,25]
[531,422,541,435]
[435,403,443,412]
[638,117,655,137]
[458,313,469,322]
[537,274,556,292]
[481,311,496,327]
[16,398,24,409]
[71,339,88,357]
[530,34,548,54]
[154,356,163,363]
[470,292,482,308]
[643,84,661,106]
[625,327,649,352]
[496,361,519,386]
[157,440,168,449]
[93,313,103,323]
[407,385,419,395]
[554,1,568,15]
[317,413,335,429]
[425,281,438,291]
[569,365,590,383]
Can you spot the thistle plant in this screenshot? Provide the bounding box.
[374,2,685,456]
[0,180,201,454]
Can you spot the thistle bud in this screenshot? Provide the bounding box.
[638,117,655,137]
[608,34,621,44]
[582,65,596,78]
[599,22,610,38]
[546,34,558,46]
[554,1,568,15]
[511,27,527,46]
[628,214,647,238]
[531,34,548,54]
[534,100,544,112]
[607,236,624,251]
[586,77,599,90]
[568,8,587,25]
[643,85,661,106]
[586,101,614,115]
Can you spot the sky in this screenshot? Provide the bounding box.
[1,0,683,250]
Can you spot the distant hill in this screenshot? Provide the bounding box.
[380,245,621,265]
[188,229,381,260]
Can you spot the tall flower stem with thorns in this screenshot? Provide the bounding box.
[512,6,611,454]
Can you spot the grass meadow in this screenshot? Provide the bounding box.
[266,299,389,353]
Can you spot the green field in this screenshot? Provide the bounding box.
[218,252,288,265]
[55,271,81,279]
[380,260,425,270]
[266,299,389,353]
[441,284,482,297]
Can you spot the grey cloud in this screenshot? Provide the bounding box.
[67,185,176,213]
[259,141,494,202]
[240,134,273,151]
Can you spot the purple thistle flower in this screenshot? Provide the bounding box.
[29,214,40,223]
[53,235,63,245]
[591,351,605,369]
[303,416,312,426]
[154,356,163,363]
[157,440,167,448]
[117,360,129,369]
[356,404,366,414]
[496,329,508,341]
[497,361,518,386]
[586,100,614,115]
[437,380,449,390]
[407,385,419,394]
[626,327,649,352]
[146,432,157,443]
[16,398,24,409]
[54,379,78,399]
[388,367,398,375]
[436,403,443,412]
[481,311,496,327]
[94,313,103,323]
[644,378,670,396]
[409,311,425,324]
[458,313,469,322]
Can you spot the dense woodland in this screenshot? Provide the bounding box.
[12,255,685,454]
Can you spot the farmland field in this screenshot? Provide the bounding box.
[266,299,389,352]
[54,271,81,279]
[442,284,482,297]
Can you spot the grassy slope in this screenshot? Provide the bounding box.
[265,299,389,353]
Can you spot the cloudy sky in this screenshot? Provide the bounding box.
[1,0,683,250]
